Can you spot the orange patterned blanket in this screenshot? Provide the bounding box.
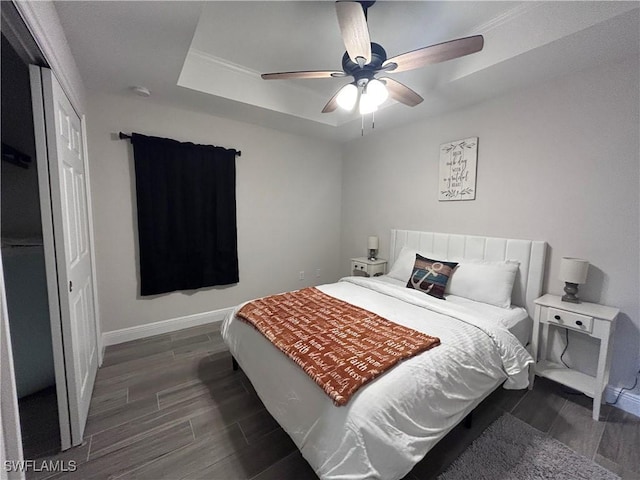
[237,287,441,406]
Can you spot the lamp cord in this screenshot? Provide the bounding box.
[560,328,571,368]
[560,328,640,405]
[607,370,640,406]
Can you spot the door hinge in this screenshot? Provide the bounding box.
[69,280,73,292]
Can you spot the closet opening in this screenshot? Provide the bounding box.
[1,31,60,459]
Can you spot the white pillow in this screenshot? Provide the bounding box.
[387,247,432,281]
[446,259,519,309]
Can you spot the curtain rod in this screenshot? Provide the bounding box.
[118,132,241,157]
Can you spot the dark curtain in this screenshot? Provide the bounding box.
[131,133,238,296]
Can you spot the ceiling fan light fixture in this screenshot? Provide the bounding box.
[260,1,485,121]
[336,83,359,111]
[366,79,388,106]
[359,91,378,115]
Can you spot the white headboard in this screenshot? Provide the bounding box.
[389,230,547,318]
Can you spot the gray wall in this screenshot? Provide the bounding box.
[86,92,343,332]
[340,55,639,387]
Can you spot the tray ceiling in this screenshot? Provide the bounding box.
[56,1,639,141]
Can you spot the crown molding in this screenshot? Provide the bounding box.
[467,2,543,36]
[183,47,334,109]
[188,48,262,79]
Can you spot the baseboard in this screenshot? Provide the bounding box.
[102,307,233,347]
[605,385,640,417]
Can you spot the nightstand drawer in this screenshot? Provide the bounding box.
[350,258,387,277]
[547,307,593,333]
[352,260,369,272]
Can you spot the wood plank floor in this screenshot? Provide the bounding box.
[27,322,640,479]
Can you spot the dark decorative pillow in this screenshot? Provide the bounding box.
[406,254,458,300]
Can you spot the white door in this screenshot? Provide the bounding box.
[30,66,98,447]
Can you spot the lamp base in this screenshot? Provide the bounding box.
[368,249,377,261]
[562,282,581,303]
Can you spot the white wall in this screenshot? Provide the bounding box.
[341,55,639,388]
[86,92,343,333]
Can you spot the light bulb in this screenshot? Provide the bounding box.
[359,92,378,115]
[366,79,388,106]
[336,84,358,111]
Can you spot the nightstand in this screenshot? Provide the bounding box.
[350,257,387,277]
[530,293,619,420]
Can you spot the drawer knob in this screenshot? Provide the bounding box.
[576,320,583,326]
[554,315,561,320]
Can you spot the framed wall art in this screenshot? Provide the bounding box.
[438,137,478,201]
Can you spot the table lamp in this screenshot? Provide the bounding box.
[368,236,379,261]
[560,257,589,303]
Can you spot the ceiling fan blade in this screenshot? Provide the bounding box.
[261,70,346,80]
[336,1,371,66]
[322,87,343,113]
[383,35,484,74]
[381,77,424,107]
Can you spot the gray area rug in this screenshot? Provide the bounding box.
[438,413,619,480]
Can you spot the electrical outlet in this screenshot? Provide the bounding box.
[299,271,305,280]
[315,269,321,278]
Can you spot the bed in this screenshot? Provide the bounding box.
[222,230,546,480]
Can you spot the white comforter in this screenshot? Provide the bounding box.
[222,277,533,480]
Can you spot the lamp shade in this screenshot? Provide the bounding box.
[560,257,589,284]
[359,92,378,115]
[336,84,358,111]
[368,236,379,250]
[366,79,388,106]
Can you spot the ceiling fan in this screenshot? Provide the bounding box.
[261,1,484,115]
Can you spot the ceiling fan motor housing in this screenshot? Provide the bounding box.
[342,42,387,84]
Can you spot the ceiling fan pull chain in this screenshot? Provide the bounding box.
[372,110,375,130]
[361,114,364,136]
